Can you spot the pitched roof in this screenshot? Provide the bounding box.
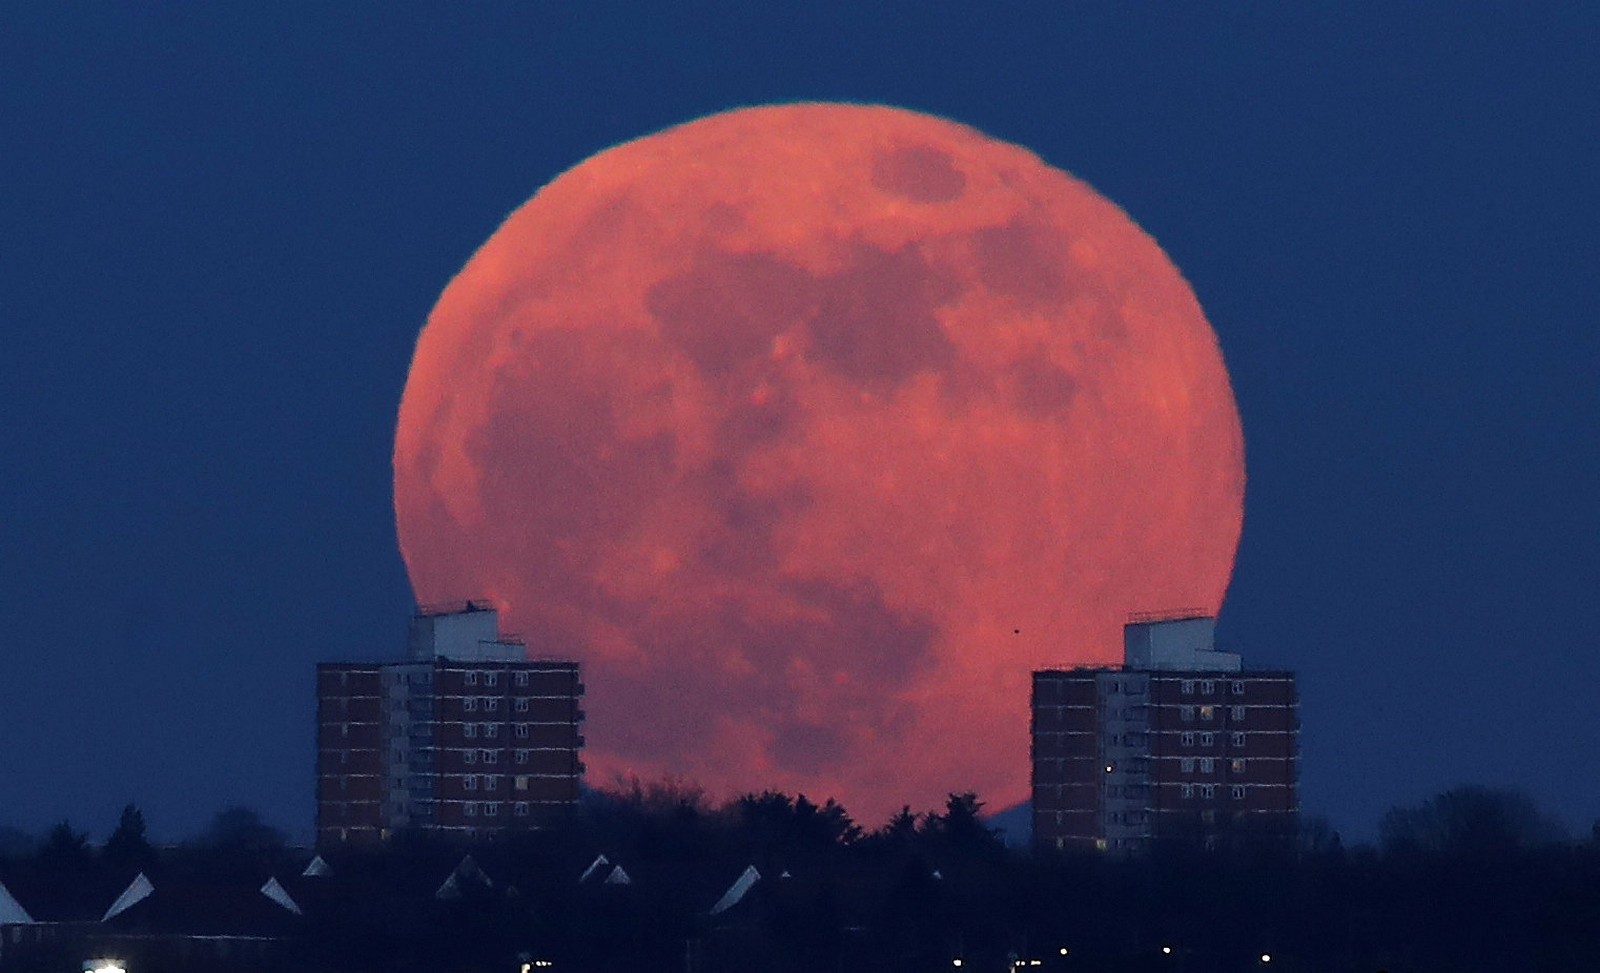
[0,878,34,924]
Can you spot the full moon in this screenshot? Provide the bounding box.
[394,103,1243,824]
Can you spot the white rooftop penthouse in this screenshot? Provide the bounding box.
[1123,615,1241,672]
[407,601,526,662]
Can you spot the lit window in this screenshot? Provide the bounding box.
[1180,784,1194,798]
[514,672,529,687]
[1200,757,1214,773]
[464,698,478,712]
[515,775,530,791]
[1231,758,1246,773]
[515,698,529,713]
[465,672,478,686]
[1231,681,1245,695]
[485,672,499,687]
[1231,785,1245,800]
[1181,680,1195,695]
[1231,706,1245,721]
[1180,706,1195,721]
[1232,732,1246,747]
[1180,757,1194,773]
[1201,681,1215,695]
[1199,706,1215,721]
[1200,732,1214,747]
[465,775,478,791]
[464,802,477,817]
[515,724,529,739]
[1181,732,1195,747]
[464,750,477,764]
[464,724,477,739]
[1201,785,1215,798]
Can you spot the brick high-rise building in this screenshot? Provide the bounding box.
[316,602,584,844]
[1031,615,1297,854]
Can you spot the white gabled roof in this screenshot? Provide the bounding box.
[578,854,609,883]
[603,865,631,886]
[0,879,34,924]
[259,877,302,915]
[709,865,760,915]
[103,872,154,921]
[436,854,493,900]
[302,854,332,878]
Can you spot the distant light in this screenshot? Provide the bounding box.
[1162,946,1173,955]
[1059,947,1070,955]
[85,963,126,973]
[1030,961,1043,967]
[953,960,963,968]
[1105,764,1114,773]
[1261,955,1272,964]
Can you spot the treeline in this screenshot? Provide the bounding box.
[4,785,1600,972]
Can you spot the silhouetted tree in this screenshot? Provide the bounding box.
[200,806,288,857]
[36,820,91,869]
[102,803,156,871]
[1379,785,1566,855]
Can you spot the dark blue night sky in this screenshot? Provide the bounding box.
[3,3,1596,842]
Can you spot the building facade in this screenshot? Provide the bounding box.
[316,603,584,844]
[1031,616,1297,854]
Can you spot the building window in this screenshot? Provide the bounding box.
[1199,705,1215,721]
[485,776,498,791]
[1232,732,1246,747]
[1201,680,1215,695]
[1200,732,1214,747]
[465,775,478,791]
[485,672,499,687]
[515,775,530,791]
[1232,785,1246,800]
[485,803,498,816]
[1180,784,1194,798]
[1200,757,1214,773]
[515,671,529,687]
[486,697,499,712]
[1181,680,1195,695]
[464,724,477,739]
[515,698,529,713]
[515,724,529,739]
[1181,732,1195,747]
[515,802,529,816]
[485,723,499,738]
[464,697,478,712]
[1201,785,1215,799]
[516,749,529,764]
[1180,706,1195,721]
[1232,681,1245,695]
[1230,706,1245,721]
[483,749,497,764]
[1180,757,1194,773]
[465,672,478,686]
[1231,758,1246,773]
[464,802,477,817]
[464,750,477,764]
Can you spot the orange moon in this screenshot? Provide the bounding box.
[394,103,1243,824]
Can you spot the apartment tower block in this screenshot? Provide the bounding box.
[316,602,584,844]
[1031,616,1297,853]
